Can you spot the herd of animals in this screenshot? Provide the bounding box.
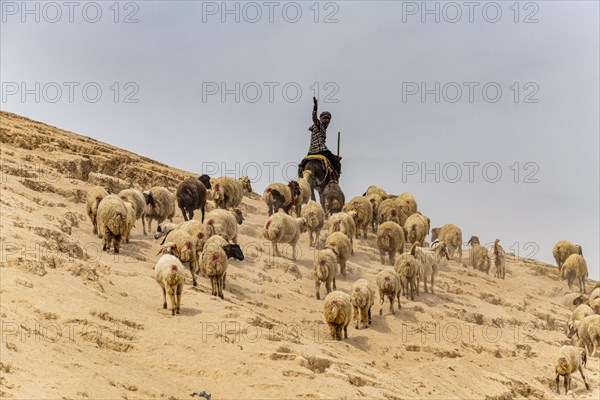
[84,172,599,395]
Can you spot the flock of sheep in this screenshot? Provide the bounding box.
[85,173,599,395]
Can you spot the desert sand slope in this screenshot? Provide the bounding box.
[0,111,598,399]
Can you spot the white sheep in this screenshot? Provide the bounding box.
[86,186,109,236]
[395,253,419,300]
[376,268,402,315]
[211,176,244,210]
[325,232,352,277]
[553,240,583,273]
[143,186,176,233]
[323,291,352,341]
[410,242,450,294]
[262,211,307,260]
[118,188,147,235]
[292,170,313,217]
[204,208,244,243]
[350,279,375,329]
[123,201,136,244]
[342,196,373,239]
[327,212,356,255]
[377,198,405,226]
[404,213,428,248]
[562,293,590,311]
[394,192,418,216]
[489,239,506,279]
[574,314,600,357]
[97,194,129,253]
[153,250,185,315]
[431,224,463,260]
[590,286,600,301]
[301,200,325,248]
[202,235,244,294]
[363,185,388,200]
[159,230,199,286]
[554,345,590,395]
[376,221,405,265]
[200,235,244,299]
[467,236,490,274]
[566,304,595,338]
[314,248,338,300]
[561,254,588,293]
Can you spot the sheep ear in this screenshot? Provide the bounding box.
[172,245,180,258]
[156,247,166,256]
[573,296,582,306]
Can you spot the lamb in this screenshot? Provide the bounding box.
[159,230,200,286]
[376,221,405,265]
[324,232,352,277]
[350,279,375,329]
[327,212,356,254]
[262,211,307,260]
[204,208,244,243]
[467,236,490,274]
[410,241,450,294]
[96,194,129,253]
[554,345,590,395]
[365,192,383,233]
[404,213,429,248]
[395,253,419,300]
[553,240,583,273]
[118,188,147,235]
[342,196,373,238]
[489,239,506,279]
[377,199,405,226]
[154,248,185,315]
[143,186,176,233]
[574,314,600,358]
[377,268,402,315]
[301,200,325,248]
[320,180,345,218]
[203,234,244,293]
[323,291,352,341]
[363,185,388,200]
[314,248,337,300]
[211,176,244,210]
[561,254,588,293]
[263,181,301,216]
[562,293,591,311]
[394,192,418,216]
[176,176,207,222]
[292,170,313,217]
[86,186,109,236]
[431,224,463,260]
[200,235,244,299]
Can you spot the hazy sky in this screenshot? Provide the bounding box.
[1,1,598,278]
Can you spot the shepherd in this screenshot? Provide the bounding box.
[298,97,342,201]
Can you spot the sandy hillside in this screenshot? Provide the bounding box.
[0,111,598,399]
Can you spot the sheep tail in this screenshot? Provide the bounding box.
[316,258,328,280]
[354,287,367,307]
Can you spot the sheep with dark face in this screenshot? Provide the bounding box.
[176,176,207,222]
[263,181,301,216]
[201,235,244,299]
[143,187,176,233]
